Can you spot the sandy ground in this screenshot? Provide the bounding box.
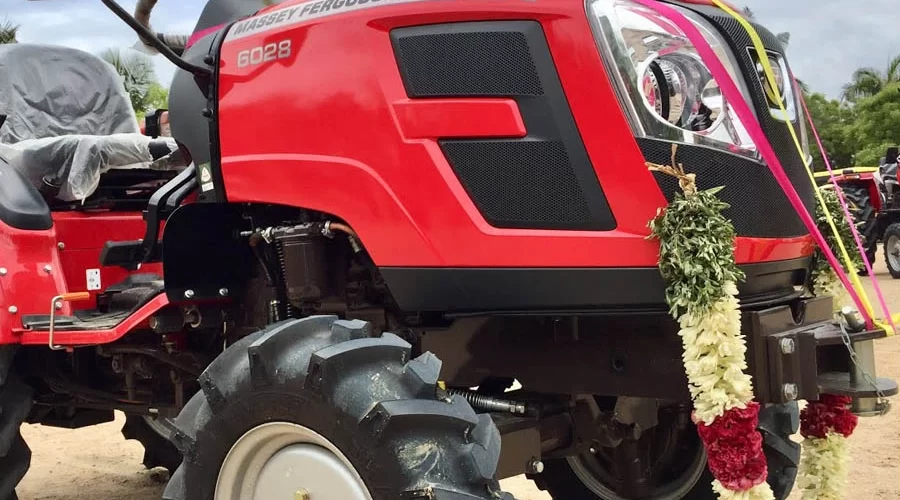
[16,261,900,500]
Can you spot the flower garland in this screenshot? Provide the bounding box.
[796,186,862,500]
[797,395,858,500]
[647,146,774,500]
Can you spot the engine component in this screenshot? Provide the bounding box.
[248,223,348,317]
[447,388,528,415]
[275,224,336,305]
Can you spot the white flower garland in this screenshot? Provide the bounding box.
[713,481,778,500]
[678,282,754,425]
[796,186,860,500]
[647,148,775,500]
[797,432,850,500]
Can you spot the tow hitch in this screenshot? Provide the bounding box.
[746,295,897,414]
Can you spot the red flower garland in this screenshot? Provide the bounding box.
[696,403,769,491]
[800,394,858,439]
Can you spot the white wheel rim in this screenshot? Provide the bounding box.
[888,235,900,271]
[215,422,373,500]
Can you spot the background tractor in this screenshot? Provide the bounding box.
[0,1,895,500]
[815,146,900,277]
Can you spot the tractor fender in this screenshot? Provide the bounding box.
[0,221,70,344]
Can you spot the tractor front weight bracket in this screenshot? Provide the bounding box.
[745,296,898,413]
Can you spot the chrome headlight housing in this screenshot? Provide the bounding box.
[586,0,759,158]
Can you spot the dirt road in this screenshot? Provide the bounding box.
[17,262,900,500]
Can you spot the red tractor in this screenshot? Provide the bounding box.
[815,147,900,277]
[0,1,895,499]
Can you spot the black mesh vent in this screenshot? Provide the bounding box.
[393,31,544,97]
[701,14,817,219]
[441,140,593,227]
[640,138,807,238]
[392,21,615,231]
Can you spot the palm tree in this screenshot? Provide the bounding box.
[0,19,18,44]
[100,48,158,115]
[841,54,900,103]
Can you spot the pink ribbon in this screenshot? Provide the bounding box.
[631,0,872,327]
[797,88,896,333]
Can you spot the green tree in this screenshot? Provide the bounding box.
[841,55,900,103]
[0,19,18,44]
[100,48,165,120]
[847,82,900,165]
[145,82,169,119]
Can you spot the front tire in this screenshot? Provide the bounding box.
[0,347,32,500]
[842,183,878,271]
[163,316,508,500]
[884,223,900,279]
[533,403,799,500]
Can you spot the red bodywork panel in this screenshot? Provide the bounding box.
[216,0,815,268]
[0,212,165,345]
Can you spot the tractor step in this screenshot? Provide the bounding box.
[22,274,164,332]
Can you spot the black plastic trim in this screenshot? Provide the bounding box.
[167,28,225,204]
[0,159,52,231]
[640,138,808,238]
[390,21,615,231]
[204,27,229,203]
[380,258,809,313]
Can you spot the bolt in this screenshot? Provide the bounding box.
[218,287,229,297]
[783,383,799,401]
[184,290,195,299]
[294,490,310,500]
[58,242,65,250]
[54,301,62,311]
[0,268,6,276]
[780,338,795,355]
[8,306,17,314]
[526,458,544,474]
[43,264,52,274]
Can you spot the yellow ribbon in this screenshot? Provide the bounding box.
[711,0,894,335]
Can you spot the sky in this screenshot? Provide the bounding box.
[6,0,900,100]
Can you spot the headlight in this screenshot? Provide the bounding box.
[587,0,758,158]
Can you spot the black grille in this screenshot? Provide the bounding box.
[702,13,817,220]
[640,138,807,238]
[440,140,593,227]
[393,31,544,97]
[391,21,615,231]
